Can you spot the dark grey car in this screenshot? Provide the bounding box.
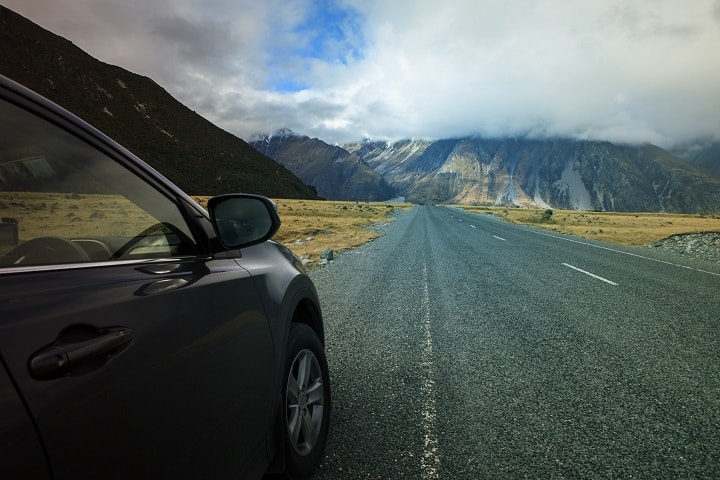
[0,74,330,479]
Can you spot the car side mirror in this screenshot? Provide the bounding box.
[207,194,281,249]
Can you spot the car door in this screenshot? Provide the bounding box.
[0,361,50,479]
[0,86,276,478]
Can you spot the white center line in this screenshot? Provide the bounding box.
[420,263,440,479]
[562,263,618,285]
[493,235,507,241]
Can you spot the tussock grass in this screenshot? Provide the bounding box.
[0,192,408,267]
[9,189,713,265]
[457,206,720,246]
[194,198,410,266]
[0,191,154,256]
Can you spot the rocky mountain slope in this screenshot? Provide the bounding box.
[0,5,318,199]
[250,131,396,201]
[343,137,720,213]
[673,141,720,177]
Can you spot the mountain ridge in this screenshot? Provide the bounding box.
[250,130,396,201]
[673,140,720,177]
[340,136,720,213]
[0,5,319,199]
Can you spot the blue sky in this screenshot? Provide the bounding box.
[292,0,364,65]
[268,0,365,92]
[4,0,720,147]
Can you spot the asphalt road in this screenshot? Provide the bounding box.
[309,206,720,479]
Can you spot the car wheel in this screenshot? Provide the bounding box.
[283,323,330,479]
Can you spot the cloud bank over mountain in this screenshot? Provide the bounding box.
[5,0,720,147]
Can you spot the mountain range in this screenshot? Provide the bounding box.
[0,5,318,199]
[250,130,395,201]
[673,140,720,177]
[343,137,720,212]
[251,130,720,213]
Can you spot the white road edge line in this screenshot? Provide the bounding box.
[420,263,440,479]
[562,263,618,286]
[493,235,507,241]
[523,226,720,278]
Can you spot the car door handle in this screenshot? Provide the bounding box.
[29,327,133,380]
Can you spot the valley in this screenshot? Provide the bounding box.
[197,197,720,267]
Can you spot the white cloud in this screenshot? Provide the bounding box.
[4,0,720,147]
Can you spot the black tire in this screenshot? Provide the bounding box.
[283,323,331,479]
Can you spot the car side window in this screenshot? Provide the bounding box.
[0,97,198,268]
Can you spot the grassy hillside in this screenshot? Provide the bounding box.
[0,5,319,199]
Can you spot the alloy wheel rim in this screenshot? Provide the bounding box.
[286,348,325,456]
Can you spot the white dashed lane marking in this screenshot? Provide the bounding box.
[562,263,618,286]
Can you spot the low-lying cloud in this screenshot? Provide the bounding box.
[4,0,720,148]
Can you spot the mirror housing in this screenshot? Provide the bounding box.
[207,194,281,249]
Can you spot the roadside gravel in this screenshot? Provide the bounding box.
[651,232,720,263]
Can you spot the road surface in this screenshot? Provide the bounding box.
[310,206,720,479]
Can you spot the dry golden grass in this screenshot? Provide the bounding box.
[0,191,156,256]
[6,189,715,263]
[457,206,720,246]
[1,192,408,266]
[193,197,411,266]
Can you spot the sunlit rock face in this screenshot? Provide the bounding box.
[345,137,720,213]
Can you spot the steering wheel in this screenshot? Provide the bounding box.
[0,236,90,266]
[114,222,193,259]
